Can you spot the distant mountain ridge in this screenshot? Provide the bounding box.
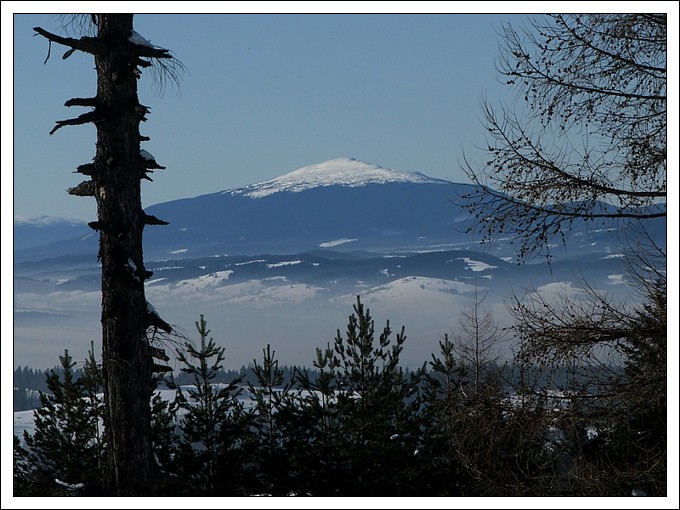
[13,157,665,262]
[13,215,85,227]
[14,158,479,261]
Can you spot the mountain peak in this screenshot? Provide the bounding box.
[226,157,449,198]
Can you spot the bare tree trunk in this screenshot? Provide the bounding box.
[34,13,177,495]
[93,14,155,495]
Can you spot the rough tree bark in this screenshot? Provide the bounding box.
[34,14,175,495]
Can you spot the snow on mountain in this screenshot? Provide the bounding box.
[145,274,325,308]
[13,215,85,227]
[128,30,156,48]
[458,257,498,272]
[14,215,90,252]
[319,238,358,248]
[14,157,662,265]
[132,157,475,258]
[225,157,450,198]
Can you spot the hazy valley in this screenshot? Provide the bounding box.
[13,158,663,369]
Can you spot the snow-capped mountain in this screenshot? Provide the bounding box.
[227,157,451,198]
[141,165,478,259]
[14,158,484,261]
[13,157,665,263]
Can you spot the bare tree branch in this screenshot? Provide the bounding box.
[49,110,98,135]
[33,26,105,56]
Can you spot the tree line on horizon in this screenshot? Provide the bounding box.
[12,341,621,414]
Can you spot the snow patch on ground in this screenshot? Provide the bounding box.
[145,274,324,309]
[145,277,167,285]
[529,282,585,300]
[332,276,478,305]
[234,259,267,266]
[174,270,235,291]
[14,409,37,443]
[266,260,302,269]
[458,257,497,272]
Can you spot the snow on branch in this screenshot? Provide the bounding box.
[128,30,172,59]
[140,149,166,169]
[129,30,155,48]
[55,478,85,491]
[140,149,156,161]
[146,300,172,333]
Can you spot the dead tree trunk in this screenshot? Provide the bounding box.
[34,14,174,496]
[95,14,155,496]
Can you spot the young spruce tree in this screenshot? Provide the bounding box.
[324,296,422,495]
[174,314,247,495]
[247,344,296,495]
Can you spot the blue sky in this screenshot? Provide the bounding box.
[8,9,529,221]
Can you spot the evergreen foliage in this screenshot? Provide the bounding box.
[296,297,424,495]
[173,314,249,495]
[20,348,105,495]
[149,390,179,482]
[417,334,467,495]
[246,344,297,495]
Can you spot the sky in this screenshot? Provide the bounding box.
[6,8,529,222]
[6,4,678,221]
